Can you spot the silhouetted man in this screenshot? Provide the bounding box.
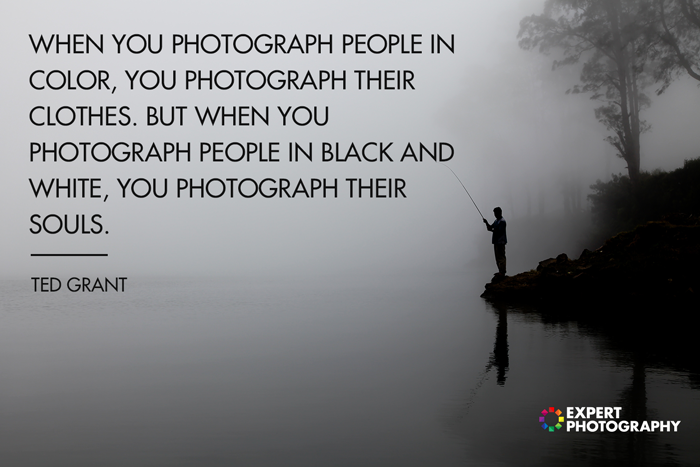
[484,207,507,276]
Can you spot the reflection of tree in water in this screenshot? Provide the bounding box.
[525,302,684,466]
[620,356,651,466]
[526,303,684,466]
[570,354,680,467]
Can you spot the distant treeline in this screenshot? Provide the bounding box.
[588,157,700,239]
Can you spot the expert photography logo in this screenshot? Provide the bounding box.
[538,406,681,433]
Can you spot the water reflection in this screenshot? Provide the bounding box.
[489,303,509,386]
[1,276,697,466]
[564,354,686,467]
[447,298,699,466]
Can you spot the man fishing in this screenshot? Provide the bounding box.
[436,163,507,277]
[483,207,507,277]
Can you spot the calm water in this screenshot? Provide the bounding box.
[0,273,698,466]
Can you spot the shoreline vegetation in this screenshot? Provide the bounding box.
[481,158,700,307]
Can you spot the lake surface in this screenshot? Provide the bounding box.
[1,273,698,466]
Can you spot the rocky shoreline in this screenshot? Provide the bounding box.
[481,214,700,307]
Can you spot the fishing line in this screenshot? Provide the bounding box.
[439,163,485,220]
[459,361,494,416]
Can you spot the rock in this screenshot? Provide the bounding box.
[481,219,700,307]
[578,248,593,261]
[490,274,507,284]
[537,258,556,271]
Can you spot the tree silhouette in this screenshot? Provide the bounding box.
[518,0,660,181]
[654,0,700,86]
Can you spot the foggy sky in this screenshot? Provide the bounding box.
[2,0,699,279]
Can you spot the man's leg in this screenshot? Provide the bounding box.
[495,244,507,275]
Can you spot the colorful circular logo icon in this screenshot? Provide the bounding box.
[540,407,564,432]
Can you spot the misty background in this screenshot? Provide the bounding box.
[2,0,699,280]
[2,3,700,465]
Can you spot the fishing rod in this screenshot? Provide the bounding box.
[456,361,494,418]
[439,163,486,220]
